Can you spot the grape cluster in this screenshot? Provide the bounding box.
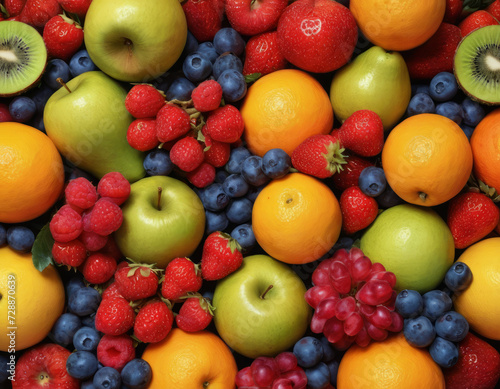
[305,248,404,350]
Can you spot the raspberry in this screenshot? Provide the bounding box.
[156,104,191,143]
[96,334,135,372]
[89,198,123,236]
[204,104,244,143]
[191,80,223,112]
[97,172,131,206]
[169,136,204,172]
[127,118,159,152]
[186,162,216,188]
[98,236,123,261]
[125,84,165,119]
[52,239,87,267]
[95,297,135,336]
[203,135,231,167]
[79,230,108,252]
[50,205,83,243]
[81,253,117,284]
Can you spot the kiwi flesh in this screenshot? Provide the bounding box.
[0,20,47,97]
[454,25,500,105]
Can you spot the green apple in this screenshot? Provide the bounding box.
[360,204,455,293]
[84,0,187,82]
[213,254,312,359]
[114,175,205,268]
[44,71,145,182]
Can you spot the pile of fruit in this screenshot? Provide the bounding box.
[1,0,500,388]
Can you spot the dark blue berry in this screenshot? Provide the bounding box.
[81,314,97,330]
[429,336,459,368]
[217,69,247,102]
[358,166,387,197]
[445,262,473,292]
[198,42,219,63]
[435,311,469,342]
[213,28,245,56]
[66,351,99,380]
[0,353,9,382]
[230,223,256,252]
[319,336,336,362]
[245,184,266,202]
[0,224,5,246]
[143,149,173,176]
[43,59,71,90]
[65,276,85,299]
[305,362,330,389]
[461,98,485,126]
[436,102,463,125]
[460,124,474,140]
[205,210,229,234]
[327,359,339,386]
[121,359,152,389]
[93,367,121,389]
[241,156,270,186]
[395,289,423,318]
[6,226,34,252]
[225,198,253,224]
[261,148,291,179]
[183,52,213,83]
[29,82,54,114]
[225,147,252,174]
[375,184,403,208]
[407,93,435,116]
[166,77,195,101]
[293,336,324,368]
[213,53,243,79]
[215,169,229,184]
[411,84,431,96]
[403,315,436,347]
[222,174,249,197]
[9,96,36,123]
[73,326,101,352]
[50,313,82,346]
[182,31,199,57]
[69,50,96,78]
[202,183,230,211]
[422,290,453,322]
[68,287,102,317]
[429,72,458,102]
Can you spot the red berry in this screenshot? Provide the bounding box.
[81,253,117,285]
[338,110,384,157]
[331,153,375,191]
[0,103,13,122]
[169,136,204,172]
[43,14,84,61]
[50,205,83,243]
[125,84,165,119]
[242,31,288,76]
[182,0,224,42]
[186,162,216,188]
[65,177,98,210]
[58,0,92,17]
[161,257,203,302]
[97,172,131,206]
[127,118,159,152]
[101,281,124,301]
[201,231,243,281]
[98,235,123,261]
[204,105,244,143]
[133,300,174,343]
[459,10,500,37]
[340,186,379,235]
[96,334,135,372]
[79,230,108,252]
[114,264,160,301]
[88,198,123,236]
[175,295,214,332]
[203,135,231,167]
[19,0,62,29]
[155,104,191,143]
[95,297,135,336]
[52,239,87,267]
[191,80,223,112]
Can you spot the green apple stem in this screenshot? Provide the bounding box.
[260,285,273,299]
[157,187,162,210]
[56,77,71,93]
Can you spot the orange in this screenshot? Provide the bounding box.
[381,114,472,207]
[240,69,333,157]
[470,108,500,193]
[349,0,446,51]
[453,237,500,340]
[141,328,237,389]
[0,246,65,352]
[337,333,445,389]
[252,172,342,264]
[0,122,64,223]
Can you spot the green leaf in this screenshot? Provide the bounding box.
[31,224,55,272]
[244,73,262,83]
[0,4,9,17]
[462,0,495,15]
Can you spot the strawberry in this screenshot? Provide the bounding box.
[161,257,203,302]
[202,134,231,168]
[182,0,224,42]
[444,0,464,23]
[101,281,124,301]
[114,263,161,301]
[486,0,500,20]
[331,153,375,191]
[4,0,25,17]
[127,118,159,152]
[225,0,288,36]
[459,10,500,37]
[204,105,245,143]
[339,186,379,235]
[43,14,84,61]
[155,104,191,143]
[291,134,347,179]
[443,332,500,389]
[58,0,92,18]
[201,231,244,281]
[95,297,135,336]
[133,299,174,343]
[338,110,384,157]
[447,191,500,249]
[175,295,214,332]
[81,253,117,285]
[402,23,462,80]
[242,31,288,77]
[125,84,165,119]
[186,162,216,188]
[19,0,62,28]
[191,80,223,112]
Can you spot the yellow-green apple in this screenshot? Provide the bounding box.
[83,0,187,82]
[114,176,205,268]
[213,254,312,358]
[44,71,145,182]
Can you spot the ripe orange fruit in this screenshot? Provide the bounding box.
[141,328,237,389]
[0,122,64,223]
[252,172,342,264]
[453,237,500,340]
[470,108,500,193]
[337,333,445,389]
[349,0,446,51]
[381,114,473,207]
[240,69,333,157]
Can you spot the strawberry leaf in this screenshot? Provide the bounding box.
[244,73,261,83]
[31,223,55,272]
[0,4,9,17]
[139,268,151,278]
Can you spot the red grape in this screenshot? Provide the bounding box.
[281,368,307,389]
[323,317,344,344]
[304,285,338,309]
[355,326,371,347]
[344,312,364,336]
[252,364,276,387]
[366,322,388,341]
[356,279,393,305]
[367,270,397,288]
[272,378,294,389]
[312,268,331,286]
[367,305,393,329]
[335,296,356,321]
[315,297,339,320]
[235,366,255,387]
[275,352,297,373]
[387,311,404,332]
[329,260,351,294]
[350,255,372,282]
[310,312,328,334]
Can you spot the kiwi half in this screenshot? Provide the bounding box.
[454,25,500,105]
[0,20,47,97]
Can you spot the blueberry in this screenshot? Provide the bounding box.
[225,147,252,174]
[202,183,230,211]
[445,262,473,292]
[205,210,229,234]
[81,314,97,330]
[30,112,45,132]
[73,326,101,352]
[0,352,9,382]
[435,311,469,342]
[93,367,122,389]
[407,93,435,116]
[165,77,196,101]
[429,72,458,102]
[213,27,246,56]
[143,149,173,176]
[9,96,36,123]
[121,359,152,389]
[326,359,339,386]
[331,236,355,252]
[293,336,324,368]
[460,124,475,140]
[198,42,219,63]
[65,276,85,299]
[412,84,431,96]
[0,224,6,246]
[358,166,387,197]
[183,52,213,83]
[69,49,96,78]
[461,98,485,126]
[422,290,453,322]
[213,53,243,79]
[429,336,459,368]
[245,184,266,202]
[66,351,98,380]
[215,169,229,183]
[68,286,102,316]
[403,315,436,347]
[6,226,34,252]
[436,102,463,125]
[222,174,249,197]
[319,336,336,362]
[43,59,71,90]
[29,82,54,114]
[181,31,199,57]
[225,198,253,224]
[217,69,247,102]
[375,184,403,208]
[305,362,330,389]
[261,148,291,179]
[81,380,96,389]
[241,156,271,186]
[230,224,256,252]
[68,167,97,183]
[50,313,82,346]
[395,289,424,318]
